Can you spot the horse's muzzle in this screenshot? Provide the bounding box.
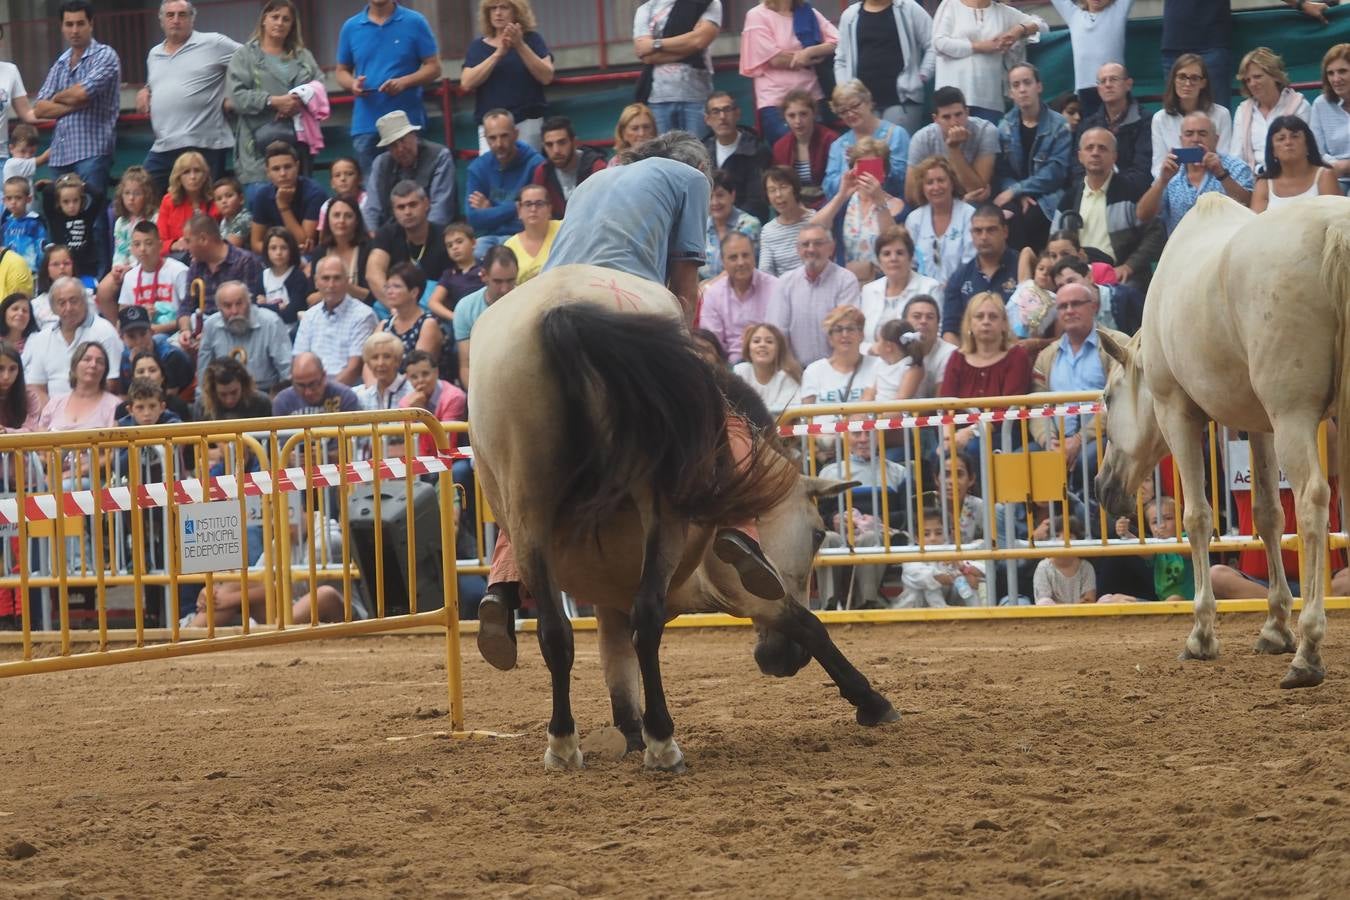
[753,628,812,678]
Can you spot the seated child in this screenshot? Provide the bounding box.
[1031,516,1096,605]
[42,173,107,278]
[898,505,985,608]
[1006,249,1056,340]
[1100,496,1194,603]
[865,318,926,403]
[428,223,484,320]
[115,221,188,333]
[213,177,252,250]
[1,175,47,272]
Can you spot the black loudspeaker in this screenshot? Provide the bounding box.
[348,481,444,616]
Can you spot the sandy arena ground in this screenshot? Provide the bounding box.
[1,612,1349,899]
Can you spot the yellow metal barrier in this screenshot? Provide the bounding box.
[0,410,473,733]
[776,393,1345,602]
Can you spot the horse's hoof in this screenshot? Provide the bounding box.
[1179,636,1220,661]
[476,594,517,671]
[1279,663,1326,690]
[642,735,686,773]
[1254,629,1297,656]
[856,699,901,727]
[543,734,584,771]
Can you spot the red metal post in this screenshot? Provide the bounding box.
[596,0,609,70]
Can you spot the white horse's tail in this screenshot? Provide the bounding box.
[1325,216,1350,500]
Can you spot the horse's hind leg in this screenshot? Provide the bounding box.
[1273,420,1330,688]
[526,550,583,770]
[772,602,899,726]
[631,518,686,773]
[1249,433,1297,655]
[596,605,645,754]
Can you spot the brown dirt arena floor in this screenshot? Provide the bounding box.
[2,612,1349,899]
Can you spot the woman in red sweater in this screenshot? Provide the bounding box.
[157,151,218,254]
[940,291,1032,453]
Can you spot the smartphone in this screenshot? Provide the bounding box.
[1172,146,1204,165]
[853,157,885,183]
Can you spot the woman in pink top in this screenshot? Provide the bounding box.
[740,1,839,146]
[37,341,122,490]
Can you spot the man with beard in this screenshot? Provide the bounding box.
[195,280,292,395]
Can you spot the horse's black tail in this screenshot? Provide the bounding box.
[538,302,796,540]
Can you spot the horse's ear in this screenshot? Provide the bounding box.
[1097,328,1131,368]
[803,477,861,500]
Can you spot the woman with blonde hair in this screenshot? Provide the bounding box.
[1229,48,1312,173]
[733,322,801,415]
[822,80,911,199]
[226,0,320,196]
[609,103,658,167]
[157,151,217,254]
[940,291,1031,399]
[1310,43,1350,194]
[799,305,878,406]
[461,0,555,152]
[903,156,976,289]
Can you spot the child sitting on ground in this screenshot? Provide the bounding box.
[1099,495,1193,603]
[1031,516,1096,604]
[899,505,985,607]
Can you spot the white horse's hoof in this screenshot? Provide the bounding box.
[641,733,686,773]
[1279,662,1326,690]
[1254,627,1297,656]
[1180,633,1220,661]
[543,733,584,771]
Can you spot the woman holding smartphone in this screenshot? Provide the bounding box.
[812,137,906,280]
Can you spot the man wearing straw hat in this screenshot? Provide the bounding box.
[361,109,456,233]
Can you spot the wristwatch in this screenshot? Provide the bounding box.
[1217,169,1231,182]
[653,37,663,51]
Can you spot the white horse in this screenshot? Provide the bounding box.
[468,264,899,771]
[1096,193,1350,689]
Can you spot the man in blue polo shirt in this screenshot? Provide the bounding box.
[941,203,1020,344]
[335,0,442,176]
[248,141,328,255]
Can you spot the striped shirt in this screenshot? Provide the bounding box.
[37,39,121,166]
[292,295,378,377]
[758,216,807,278]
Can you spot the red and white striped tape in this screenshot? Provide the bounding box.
[775,402,1103,438]
[0,448,475,525]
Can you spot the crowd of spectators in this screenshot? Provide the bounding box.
[0,0,1344,624]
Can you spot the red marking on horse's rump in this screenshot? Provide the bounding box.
[589,277,643,312]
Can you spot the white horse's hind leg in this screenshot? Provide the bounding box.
[1274,421,1330,688]
[1249,433,1298,655]
[1157,404,1220,660]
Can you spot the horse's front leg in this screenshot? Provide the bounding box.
[631,519,686,773]
[526,551,583,771]
[772,602,900,726]
[1248,433,1298,655]
[1157,405,1220,661]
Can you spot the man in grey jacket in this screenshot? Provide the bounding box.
[360,110,457,231]
[195,280,292,396]
[833,0,934,135]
